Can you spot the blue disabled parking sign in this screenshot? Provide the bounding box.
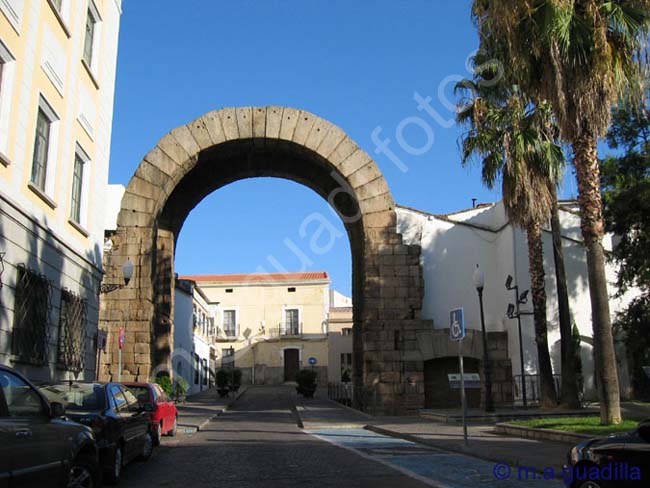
[450,308,466,341]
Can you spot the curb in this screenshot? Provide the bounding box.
[177,386,248,434]
[494,422,593,443]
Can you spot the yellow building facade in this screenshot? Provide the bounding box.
[178,272,337,386]
[0,0,122,381]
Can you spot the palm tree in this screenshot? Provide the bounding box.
[456,67,563,407]
[550,185,581,408]
[471,0,650,424]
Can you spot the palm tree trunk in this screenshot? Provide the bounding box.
[526,220,558,407]
[550,186,580,408]
[573,134,622,424]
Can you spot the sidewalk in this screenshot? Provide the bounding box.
[294,389,373,429]
[175,386,247,433]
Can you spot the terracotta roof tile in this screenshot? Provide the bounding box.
[178,271,329,284]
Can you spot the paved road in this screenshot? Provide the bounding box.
[119,386,432,488]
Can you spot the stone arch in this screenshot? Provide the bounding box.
[99,106,431,414]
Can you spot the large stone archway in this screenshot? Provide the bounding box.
[99,106,431,414]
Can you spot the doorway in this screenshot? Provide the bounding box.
[283,348,299,382]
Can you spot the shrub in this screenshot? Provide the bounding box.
[216,369,230,389]
[173,377,189,398]
[230,368,242,387]
[296,369,317,388]
[155,374,173,396]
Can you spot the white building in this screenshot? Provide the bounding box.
[173,278,217,395]
[397,201,634,402]
[0,1,122,381]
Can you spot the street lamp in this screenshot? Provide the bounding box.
[505,274,533,409]
[100,258,134,294]
[473,264,495,413]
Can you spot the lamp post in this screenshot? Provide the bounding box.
[473,264,494,413]
[506,275,533,409]
[100,258,134,294]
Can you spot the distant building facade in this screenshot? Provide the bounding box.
[177,272,336,386]
[327,290,353,383]
[173,279,216,395]
[0,1,122,381]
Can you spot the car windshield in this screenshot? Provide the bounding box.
[40,383,106,411]
[127,386,151,404]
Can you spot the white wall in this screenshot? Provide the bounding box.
[397,202,636,401]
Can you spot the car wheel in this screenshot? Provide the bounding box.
[138,431,154,461]
[168,417,177,437]
[103,445,123,485]
[153,422,162,446]
[67,454,100,488]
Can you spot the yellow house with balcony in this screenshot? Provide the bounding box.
[178,272,334,385]
[0,0,122,381]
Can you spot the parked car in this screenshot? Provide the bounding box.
[123,382,177,445]
[0,364,100,488]
[565,419,650,487]
[40,381,154,485]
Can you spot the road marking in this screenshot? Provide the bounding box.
[306,429,564,488]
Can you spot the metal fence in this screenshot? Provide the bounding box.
[513,374,561,406]
[328,382,382,415]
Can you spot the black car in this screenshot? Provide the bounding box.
[0,364,99,488]
[40,382,154,485]
[566,419,650,487]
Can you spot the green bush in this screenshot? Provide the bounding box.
[155,375,173,396]
[216,369,230,389]
[173,377,189,398]
[296,369,317,388]
[230,368,242,387]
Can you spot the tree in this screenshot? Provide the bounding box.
[602,94,650,399]
[456,62,562,407]
[471,0,650,424]
[550,185,581,408]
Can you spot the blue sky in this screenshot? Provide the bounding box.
[109,1,578,296]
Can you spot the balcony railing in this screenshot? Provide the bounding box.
[269,323,303,337]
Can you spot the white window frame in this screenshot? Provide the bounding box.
[282,306,301,335]
[0,0,25,33]
[30,95,60,200]
[82,1,102,76]
[221,308,238,338]
[70,143,90,228]
[0,40,16,162]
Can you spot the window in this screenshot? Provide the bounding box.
[225,288,233,293]
[31,109,51,190]
[109,385,128,412]
[194,354,199,384]
[82,5,99,69]
[50,0,63,11]
[70,150,86,224]
[11,264,52,365]
[340,353,353,381]
[30,97,59,197]
[202,359,208,386]
[57,289,88,373]
[342,328,352,336]
[0,370,45,418]
[0,41,15,161]
[285,308,299,335]
[287,287,296,292]
[223,310,236,337]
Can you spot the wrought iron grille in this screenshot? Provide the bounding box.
[57,288,88,373]
[11,264,52,365]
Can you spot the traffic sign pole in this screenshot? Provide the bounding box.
[459,340,468,446]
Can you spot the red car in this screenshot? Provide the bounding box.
[123,382,178,445]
